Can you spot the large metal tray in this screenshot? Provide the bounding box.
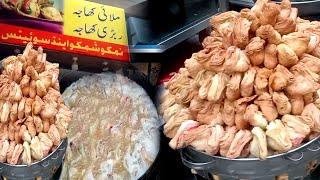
[0,139,67,180]
[180,136,320,179]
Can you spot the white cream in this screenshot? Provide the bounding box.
[61,73,160,180]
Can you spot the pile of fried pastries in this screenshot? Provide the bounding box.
[159,0,320,160]
[0,43,72,165]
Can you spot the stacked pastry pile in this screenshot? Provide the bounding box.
[0,43,72,165]
[159,0,320,160]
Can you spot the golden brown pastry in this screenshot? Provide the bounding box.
[241,67,257,97]
[226,130,252,159]
[207,125,225,155]
[254,68,272,95]
[224,46,250,73]
[234,96,257,129]
[256,25,282,45]
[259,2,281,26]
[197,49,225,72]
[282,32,310,57]
[164,108,193,138]
[314,89,320,109]
[41,7,63,22]
[184,53,203,78]
[290,63,320,83]
[196,49,214,65]
[21,141,31,165]
[277,44,298,67]
[254,93,278,122]
[251,0,268,18]
[245,37,265,66]
[210,11,239,29]
[304,92,315,105]
[194,70,215,88]
[264,44,278,69]
[0,139,9,163]
[206,48,226,73]
[282,115,311,147]
[169,120,200,149]
[8,144,23,165]
[226,73,242,101]
[300,54,320,74]
[170,120,219,156]
[166,68,191,95]
[197,102,223,125]
[233,17,252,49]
[243,104,268,128]
[274,0,298,35]
[210,11,239,47]
[202,34,223,49]
[272,92,292,115]
[189,96,205,117]
[220,126,237,157]
[198,76,212,100]
[207,73,230,102]
[289,95,304,115]
[286,63,320,96]
[286,75,319,96]
[266,119,292,152]
[222,100,235,126]
[269,65,294,92]
[250,127,268,160]
[158,90,175,115]
[240,8,260,32]
[302,103,320,132]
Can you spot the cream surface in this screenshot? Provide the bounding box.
[61,73,160,180]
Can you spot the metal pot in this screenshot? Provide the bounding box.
[0,139,67,180]
[59,69,161,179]
[180,136,320,179]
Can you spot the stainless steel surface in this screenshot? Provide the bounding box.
[229,0,254,8]
[0,139,67,180]
[218,0,228,12]
[129,16,212,54]
[127,0,221,55]
[180,136,320,179]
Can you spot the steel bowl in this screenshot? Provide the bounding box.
[180,136,320,179]
[0,139,67,180]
